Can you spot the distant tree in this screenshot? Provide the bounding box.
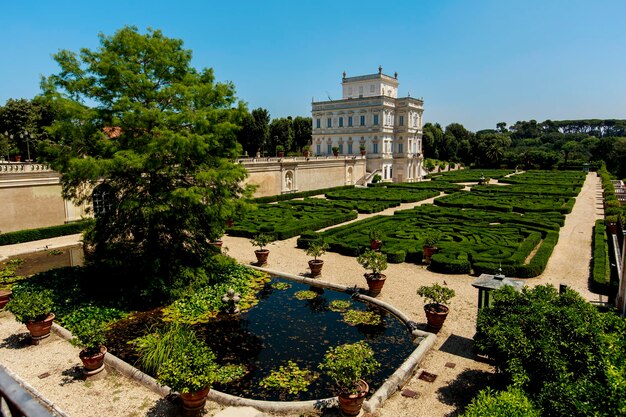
[560,140,580,168]
[496,122,508,133]
[0,97,56,160]
[251,108,270,154]
[40,26,253,300]
[292,116,312,151]
[423,122,443,159]
[269,117,294,153]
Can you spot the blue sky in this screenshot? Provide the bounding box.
[1,0,624,131]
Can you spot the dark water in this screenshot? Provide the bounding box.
[197,278,416,401]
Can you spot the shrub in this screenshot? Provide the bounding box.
[318,341,380,395]
[0,220,92,246]
[305,238,328,260]
[591,220,610,292]
[7,288,54,323]
[416,283,455,312]
[250,233,273,251]
[357,250,388,277]
[461,387,541,417]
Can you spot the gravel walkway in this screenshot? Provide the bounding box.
[0,173,604,417]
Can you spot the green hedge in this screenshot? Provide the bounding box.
[434,192,576,214]
[0,220,92,246]
[427,169,514,182]
[367,181,464,194]
[252,185,355,204]
[591,220,611,293]
[326,187,439,203]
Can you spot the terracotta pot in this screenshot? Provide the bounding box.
[364,273,386,297]
[308,259,324,277]
[360,150,366,156]
[13,155,21,162]
[255,249,269,266]
[424,304,449,333]
[0,290,12,309]
[303,150,310,157]
[422,245,438,265]
[277,151,285,157]
[25,313,55,340]
[180,387,210,417]
[209,240,223,248]
[370,239,382,251]
[337,379,369,416]
[333,151,339,157]
[80,346,107,375]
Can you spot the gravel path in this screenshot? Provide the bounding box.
[0,173,604,417]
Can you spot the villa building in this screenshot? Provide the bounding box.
[311,67,425,182]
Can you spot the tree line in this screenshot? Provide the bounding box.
[423,119,626,178]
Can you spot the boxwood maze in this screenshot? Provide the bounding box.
[228,201,358,240]
[498,170,586,187]
[298,205,563,277]
[434,191,576,214]
[325,187,440,203]
[471,183,581,197]
[367,181,464,194]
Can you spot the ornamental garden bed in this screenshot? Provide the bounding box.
[427,169,514,182]
[367,181,464,194]
[434,191,576,214]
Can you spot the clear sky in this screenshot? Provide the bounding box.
[1,0,625,131]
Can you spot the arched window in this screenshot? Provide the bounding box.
[92,184,113,216]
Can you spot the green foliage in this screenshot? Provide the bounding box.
[294,290,318,300]
[328,300,352,312]
[259,361,318,396]
[429,169,513,182]
[250,233,273,251]
[474,285,626,417]
[342,310,382,326]
[252,185,355,204]
[40,26,253,300]
[270,282,291,291]
[162,264,268,324]
[155,327,219,393]
[368,181,464,194]
[214,364,247,385]
[62,305,127,352]
[326,187,439,203]
[0,220,91,246]
[134,324,200,376]
[304,238,328,260]
[68,318,107,353]
[8,288,53,322]
[416,283,455,310]
[368,228,381,242]
[357,250,388,277]
[423,229,442,247]
[319,341,380,395]
[591,220,611,292]
[461,387,541,417]
[0,258,25,288]
[372,174,382,184]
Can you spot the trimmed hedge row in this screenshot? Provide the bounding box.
[591,220,611,292]
[498,170,586,187]
[367,181,464,194]
[228,201,358,240]
[326,187,440,203]
[252,185,355,204]
[428,169,514,182]
[434,191,576,214]
[472,183,581,197]
[0,220,92,246]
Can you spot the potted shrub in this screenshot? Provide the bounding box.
[359,143,366,156]
[319,341,380,416]
[276,145,285,157]
[0,289,12,310]
[368,228,382,251]
[157,332,219,416]
[422,229,441,265]
[417,283,456,332]
[302,146,311,158]
[305,238,329,277]
[69,318,108,377]
[357,249,388,297]
[251,233,273,266]
[332,146,339,157]
[7,288,55,342]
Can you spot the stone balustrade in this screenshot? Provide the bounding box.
[0,162,54,174]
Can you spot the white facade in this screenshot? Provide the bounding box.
[312,67,424,183]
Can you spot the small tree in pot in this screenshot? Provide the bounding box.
[305,238,329,277]
[417,283,455,333]
[69,318,108,377]
[368,228,382,251]
[319,341,379,416]
[359,143,366,156]
[422,229,442,265]
[7,288,55,343]
[250,233,273,266]
[332,146,339,157]
[357,249,388,297]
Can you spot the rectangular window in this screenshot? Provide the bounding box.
[316,144,321,154]
[327,118,332,128]
[348,143,353,154]
[339,117,344,127]
[348,116,353,127]
[338,144,343,153]
[398,143,403,153]
[327,144,332,155]
[316,118,321,129]
[373,115,379,125]
[373,143,378,153]
[399,116,404,126]
[360,115,365,126]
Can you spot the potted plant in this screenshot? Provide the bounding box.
[251,233,273,266]
[357,249,388,297]
[332,146,339,157]
[368,228,382,251]
[422,229,441,265]
[417,283,456,332]
[7,288,55,342]
[319,341,380,416]
[69,318,108,377]
[305,238,329,277]
[157,333,219,416]
[302,146,311,158]
[0,289,12,310]
[276,145,285,157]
[359,143,366,156]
